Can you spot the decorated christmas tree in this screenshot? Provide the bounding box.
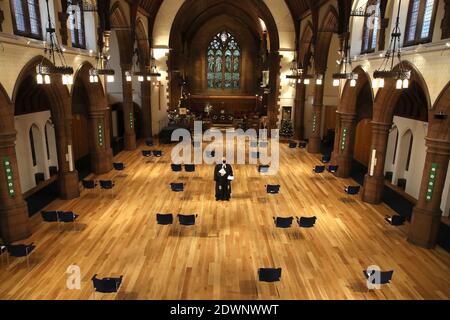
[280,119,294,137]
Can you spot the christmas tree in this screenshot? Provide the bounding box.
[280,119,294,137]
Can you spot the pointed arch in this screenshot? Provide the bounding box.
[110,1,133,65]
[338,66,374,115]
[315,5,339,72]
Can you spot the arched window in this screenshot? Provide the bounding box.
[10,0,42,39]
[406,134,413,171]
[207,31,241,89]
[404,0,438,46]
[361,0,380,53]
[68,3,86,49]
[29,127,37,166]
[45,123,50,160]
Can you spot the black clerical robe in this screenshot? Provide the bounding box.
[214,163,233,200]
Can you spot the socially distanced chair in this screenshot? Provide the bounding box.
[145,138,154,147]
[297,216,317,228]
[385,215,406,226]
[82,180,97,191]
[171,183,184,192]
[273,217,293,229]
[266,184,280,194]
[59,211,80,231]
[153,150,163,157]
[142,150,152,158]
[289,142,297,148]
[313,166,325,173]
[156,213,174,225]
[258,165,270,173]
[171,164,182,172]
[344,185,361,202]
[99,180,115,197]
[328,165,339,173]
[41,211,60,222]
[91,274,123,299]
[321,155,331,163]
[113,163,125,171]
[363,270,394,286]
[257,268,282,297]
[6,243,36,268]
[184,164,196,172]
[298,142,307,149]
[177,214,198,236]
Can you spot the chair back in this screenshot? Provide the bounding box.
[82,180,97,189]
[171,164,182,172]
[258,268,282,282]
[153,150,163,157]
[184,164,196,172]
[328,165,339,173]
[41,211,60,222]
[92,275,123,293]
[298,216,317,228]
[266,185,280,194]
[6,244,35,257]
[142,150,152,157]
[313,166,325,173]
[364,270,394,285]
[113,163,125,171]
[157,214,174,225]
[178,214,196,226]
[59,212,78,223]
[321,155,331,163]
[99,180,115,189]
[171,183,184,192]
[346,186,361,195]
[274,217,293,228]
[289,142,297,148]
[258,165,270,173]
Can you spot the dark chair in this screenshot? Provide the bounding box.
[170,183,184,192]
[266,185,280,194]
[91,274,123,298]
[171,164,182,172]
[6,243,36,268]
[385,215,406,226]
[363,270,394,285]
[258,268,282,282]
[145,138,154,147]
[156,214,174,225]
[273,217,293,228]
[82,180,97,191]
[184,164,196,172]
[59,211,80,231]
[298,142,307,149]
[328,165,339,173]
[344,186,361,202]
[177,214,198,236]
[297,216,317,228]
[258,165,270,173]
[99,180,115,197]
[113,163,125,171]
[142,150,152,158]
[321,155,331,163]
[41,211,60,222]
[153,150,163,157]
[289,142,297,148]
[313,166,325,173]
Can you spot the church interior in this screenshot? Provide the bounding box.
[0,0,449,300]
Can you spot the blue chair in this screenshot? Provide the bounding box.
[59,211,79,231]
[251,151,260,159]
[313,166,325,173]
[321,155,331,163]
[266,185,280,194]
[153,150,163,157]
[171,183,184,192]
[289,142,297,148]
[142,150,152,158]
[92,274,123,298]
[41,211,60,222]
[385,215,406,226]
[328,165,339,173]
[363,270,394,285]
[273,217,293,228]
[258,165,270,173]
[146,138,154,147]
[113,163,125,171]
[171,164,182,172]
[297,216,317,228]
[82,180,97,191]
[99,180,115,197]
[298,142,307,149]
[344,185,361,202]
[184,164,196,172]
[178,214,198,236]
[157,214,174,225]
[6,243,36,268]
[258,268,282,282]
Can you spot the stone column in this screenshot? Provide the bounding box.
[294,83,306,140]
[141,76,153,139]
[121,64,137,150]
[331,111,341,164]
[408,138,450,248]
[0,131,30,242]
[362,122,391,204]
[54,118,80,200]
[88,109,113,174]
[336,112,357,178]
[308,78,324,154]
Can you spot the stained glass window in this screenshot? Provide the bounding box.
[207,31,240,89]
[405,0,437,46]
[11,0,42,39]
[69,3,86,49]
[361,0,379,53]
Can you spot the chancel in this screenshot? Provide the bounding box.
[0,0,449,303]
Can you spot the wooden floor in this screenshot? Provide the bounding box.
[0,140,449,300]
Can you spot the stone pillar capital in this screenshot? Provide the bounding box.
[425,137,450,156]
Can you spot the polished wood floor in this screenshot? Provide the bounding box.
[0,140,449,300]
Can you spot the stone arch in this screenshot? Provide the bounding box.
[314,5,339,73]
[338,66,373,114]
[298,21,314,69]
[110,1,133,65]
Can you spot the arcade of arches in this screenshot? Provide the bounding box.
[0,0,449,300]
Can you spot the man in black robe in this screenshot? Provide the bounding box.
[214,158,233,201]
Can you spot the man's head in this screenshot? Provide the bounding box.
[222,157,226,164]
